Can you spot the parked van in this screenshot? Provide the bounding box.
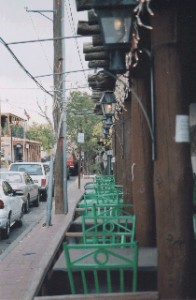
[66,152,78,176]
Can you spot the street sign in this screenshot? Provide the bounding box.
[77,132,84,143]
[175,115,190,143]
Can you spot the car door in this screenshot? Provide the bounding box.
[2,181,19,222]
[43,164,50,189]
[26,174,37,201]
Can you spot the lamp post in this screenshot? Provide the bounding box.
[23,120,27,162]
[102,124,111,137]
[94,0,137,73]
[0,98,1,169]
[10,123,13,163]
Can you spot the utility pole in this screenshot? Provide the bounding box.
[0,98,1,169]
[53,0,68,213]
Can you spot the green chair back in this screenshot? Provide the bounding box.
[82,211,136,245]
[193,214,196,239]
[63,241,138,294]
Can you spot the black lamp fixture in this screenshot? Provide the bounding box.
[102,124,111,137]
[105,116,113,126]
[94,0,137,73]
[100,91,116,116]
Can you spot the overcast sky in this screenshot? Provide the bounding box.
[0,0,91,124]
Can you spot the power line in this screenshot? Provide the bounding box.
[6,35,84,45]
[0,36,53,98]
[25,7,54,22]
[27,10,53,71]
[34,68,92,78]
[65,1,88,83]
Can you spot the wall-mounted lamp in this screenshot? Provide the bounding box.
[100,91,117,116]
[102,124,111,137]
[94,103,103,115]
[94,0,137,73]
[105,115,113,126]
[102,115,107,121]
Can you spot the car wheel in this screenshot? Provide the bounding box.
[41,191,47,202]
[2,216,11,239]
[34,192,40,207]
[16,209,23,227]
[24,196,30,213]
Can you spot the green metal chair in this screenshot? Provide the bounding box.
[81,208,136,245]
[77,191,124,211]
[193,173,196,205]
[89,203,133,218]
[193,214,196,239]
[95,175,116,184]
[63,241,138,294]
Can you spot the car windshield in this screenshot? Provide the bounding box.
[0,173,22,183]
[10,164,43,175]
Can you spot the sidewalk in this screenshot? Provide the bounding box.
[0,177,91,300]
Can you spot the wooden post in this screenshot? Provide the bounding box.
[78,145,81,189]
[151,1,195,298]
[113,103,133,208]
[131,76,156,246]
[53,0,65,213]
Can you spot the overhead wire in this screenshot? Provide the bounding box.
[1,4,91,129]
[53,2,91,115]
[27,10,53,72]
[0,37,53,98]
[65,0,89,83]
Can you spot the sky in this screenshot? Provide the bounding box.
[0,0,91,125]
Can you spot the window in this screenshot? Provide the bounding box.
[2,181,14,196]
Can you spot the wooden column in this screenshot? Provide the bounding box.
[131,75,156,246]
[151,1,195,298]
[113,102,133,207]
[122,100,133,206]
[53,0,64,213]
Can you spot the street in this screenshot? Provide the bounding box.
[0,176,78,255]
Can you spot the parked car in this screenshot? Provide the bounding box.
[0,179,24,239]
[66,151,78,176]
[0,171,39,213]
[9,162,50,201]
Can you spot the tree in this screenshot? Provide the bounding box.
[66,91,105,174]
[37,99,53,129]
[26,122,54,151]
[12,125,24,138]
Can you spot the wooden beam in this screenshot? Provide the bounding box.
[88,60,109,68]
[88,73,116,89]
[77,21,100,36]
[83,42,105,53]
[85,51,109,61]
[92,34,104,46]
[35,291,159,300]
[75,0,94,11]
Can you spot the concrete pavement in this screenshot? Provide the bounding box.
[0,177,91,300]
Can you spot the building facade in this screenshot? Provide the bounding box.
[1,113,42,167]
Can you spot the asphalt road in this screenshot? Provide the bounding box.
[0,176,77,255]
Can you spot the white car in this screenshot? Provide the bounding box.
[0,179,24,239]
[9,162,50,201]
[0,171,40,213]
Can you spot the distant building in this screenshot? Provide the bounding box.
[0,113,42,166]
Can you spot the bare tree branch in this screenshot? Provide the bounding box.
[37,99,53,129]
